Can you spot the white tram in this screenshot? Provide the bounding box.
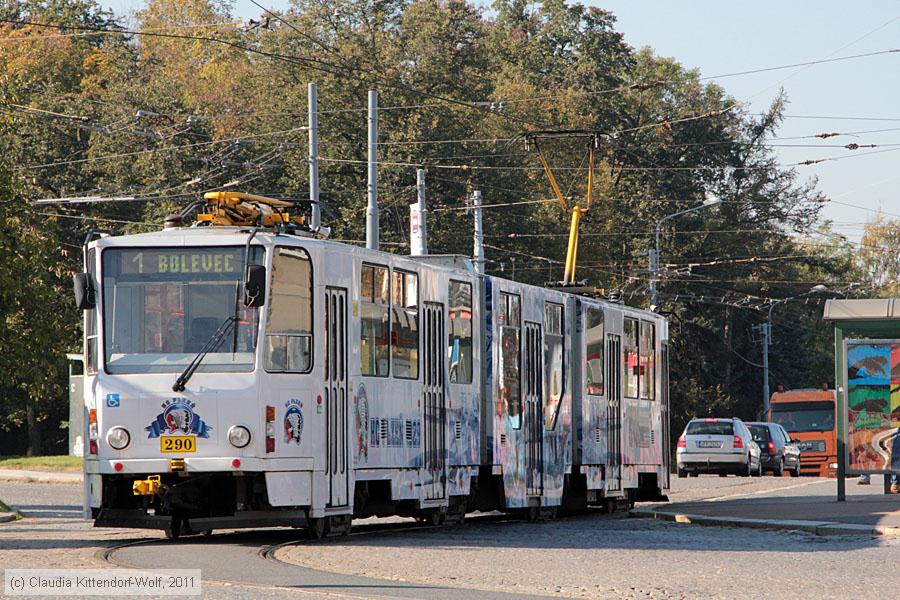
[75,193,670,538]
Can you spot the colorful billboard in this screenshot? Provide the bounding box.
[846,341,900,473]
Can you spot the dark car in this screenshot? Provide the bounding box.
[747,422,801,476]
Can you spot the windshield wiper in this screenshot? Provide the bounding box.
[172,315,238,392]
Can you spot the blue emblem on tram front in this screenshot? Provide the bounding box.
[284,399,304,445]
[146,398,212,438]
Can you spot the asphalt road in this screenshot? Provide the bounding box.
[2,476,900,599]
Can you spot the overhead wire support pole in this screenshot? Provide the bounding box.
[473,190,485,275]
[366,90,379,251]
[410,169,427,256]
[308,82,320,230]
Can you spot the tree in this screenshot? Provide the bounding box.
[858,217,900,297]
[0,0,862,455]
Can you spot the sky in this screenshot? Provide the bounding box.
[100,0,900,243]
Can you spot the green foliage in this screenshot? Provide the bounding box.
[0,454,83,471]
[0,0,880,454]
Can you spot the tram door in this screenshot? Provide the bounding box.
[422,302,447,500]
[523,322,544,497]
[606,334,622,492]
[661,340,671,486]
[325,287,349,507]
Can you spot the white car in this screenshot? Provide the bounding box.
[677,417,761,477]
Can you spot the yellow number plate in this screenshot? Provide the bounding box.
[160,436,196,453]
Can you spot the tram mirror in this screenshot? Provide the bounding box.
[73,272,95,310]
[244,264,266,307]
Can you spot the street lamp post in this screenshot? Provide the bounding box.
[649,194,721,312]
[760,284,830,415]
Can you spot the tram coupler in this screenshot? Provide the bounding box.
[133,475,162,496]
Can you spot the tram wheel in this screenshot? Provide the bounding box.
[306,517,328,540]
[164,518,182,541]
[415,510,443,526]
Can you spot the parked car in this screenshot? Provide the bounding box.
[747,421,801,477]
[676,417,761,477]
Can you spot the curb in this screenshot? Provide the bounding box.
[629,507,900,537]
[0,469,82,485]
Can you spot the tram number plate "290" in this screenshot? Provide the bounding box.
[160,436,196,453]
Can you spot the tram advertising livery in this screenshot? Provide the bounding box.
[75,191,670,539]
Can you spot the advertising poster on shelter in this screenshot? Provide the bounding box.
[846,341,900,472]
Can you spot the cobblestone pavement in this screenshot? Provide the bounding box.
[279,477,900,600]
[3,477,898,599]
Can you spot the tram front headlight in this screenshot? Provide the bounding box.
[106,426,131,450]
[228,425,252,449]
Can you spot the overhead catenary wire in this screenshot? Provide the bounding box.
[0,16,555,131]
[16,126,306,171]
[8,14,900,150]
[7,14,888,256]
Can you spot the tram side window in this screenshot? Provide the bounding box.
[85,248,98,374]
[624,317,639,398]
[585,307,604,396]
[448,280,473,385]
[499,292,522,429]
[265,247,313,373]
[360,264,390,377]
[391,270,419,379]
[640,321,655,400]
[544,302,564,430]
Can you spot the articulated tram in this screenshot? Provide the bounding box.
[76,193,670,538]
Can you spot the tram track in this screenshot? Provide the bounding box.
[95,505,645,600]
[97,514,504,589]
[97,515,557,599]
[98,509,605,591]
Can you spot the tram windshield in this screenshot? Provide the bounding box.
[101,246,262,374]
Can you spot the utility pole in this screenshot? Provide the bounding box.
[757,285,829,416]
[752,322,771,417]
[308,83,320,230]
[648,247,658,311]
[472,190,484,275]
[410,169,427,256]
[366,90,379,250]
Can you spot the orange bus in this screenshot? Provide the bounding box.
[767,388,837,477]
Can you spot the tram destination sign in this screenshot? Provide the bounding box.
[117,248,243,276]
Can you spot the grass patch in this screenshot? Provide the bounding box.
[0,455,83,472]
[0,499,23,521]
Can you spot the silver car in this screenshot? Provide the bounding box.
[677,417,761,477]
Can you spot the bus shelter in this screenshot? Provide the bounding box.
[824,299,900,501]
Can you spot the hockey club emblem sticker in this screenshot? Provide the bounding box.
[146,398,212,438]
[284,399,304,445]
